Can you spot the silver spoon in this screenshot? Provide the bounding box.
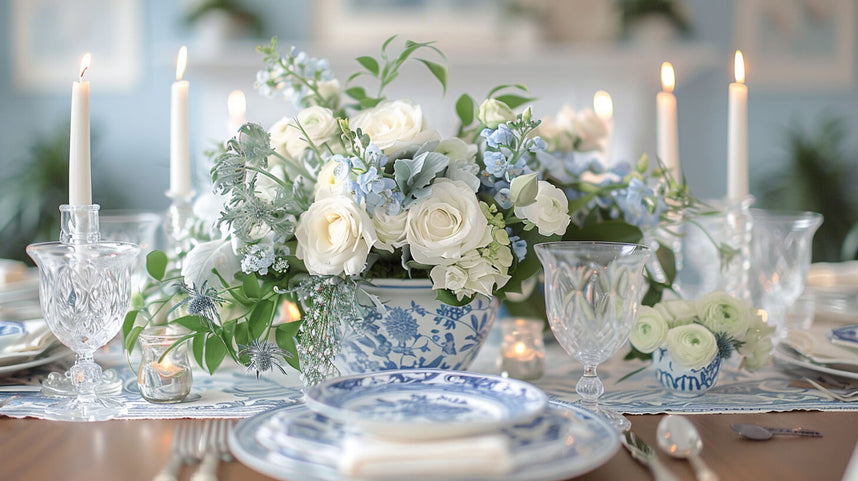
[657,415,719,481]
[730,423,822,441]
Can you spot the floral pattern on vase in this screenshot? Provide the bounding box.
[335,279,499,375]
[652,347,721,397]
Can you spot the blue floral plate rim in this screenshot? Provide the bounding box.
[830,325,858,349]
[304,369,548,440]
[229,399,619,481]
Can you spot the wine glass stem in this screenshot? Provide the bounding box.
[577,364,604,405]
[70,353,102,403]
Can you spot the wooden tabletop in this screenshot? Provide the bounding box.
[1,410,856,481]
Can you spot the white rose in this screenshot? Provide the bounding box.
[430,251,510,300]
[572,109,611,153]
[182,239,241,289]
[406,178,491,266]
[513,181,570,236]
[350,99,437,153]
[477,98,515,128]
[429,263,468,294]
[269,106,338,160]
[629,306,669,354]
[665,324,718,370]
[295,195,378,276]
[655,299,698,328]
[314,160,350,200]
[315,79,340,104]
[373,208,408,252]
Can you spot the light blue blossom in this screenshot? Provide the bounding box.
[507,230,527,262]
[481,124,515,148]
[241,243,276,276]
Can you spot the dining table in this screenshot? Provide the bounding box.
[2,314,858,481]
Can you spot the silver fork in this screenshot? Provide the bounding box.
[803,377,858,402]
[191,420,235,481]
[153,423,199,481]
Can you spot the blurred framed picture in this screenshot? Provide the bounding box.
[11,0,142,93]
[312,0,503,51]
[734,0,854,90]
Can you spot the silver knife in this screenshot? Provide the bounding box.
[622,431,682,481]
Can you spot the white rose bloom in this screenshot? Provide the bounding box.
[315,79,340,104]
[351,99,438,153]
[430,251,510,300]
[477,98,515,128]
[406,179,491,266]
[373,208,408,252]
[629,306,669,354]
[665,324,718,370]
[572,108,611,153]
[513,181,571,236]
[295,195,378,276]
[269,106,338,160]
[182,239,241,289]
[655,299,698,328]
[314,160,350,200]
[429,263,468,294]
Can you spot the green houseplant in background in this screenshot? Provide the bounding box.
[753,116,858,262]
[0,123,126,263]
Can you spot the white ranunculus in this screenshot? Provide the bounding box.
[373,208,408,252]
[665,324,718,370]
[737,310,775,371]
[351,99,436,153]
[477,98,515,128]
[430,251,510,300]
[629,306,669,353]
[513,181,571,236]
[655,299,698,328]
[295,195,378,276]
[314,160,350,200]
[406,178,491,266]
[696,290,750,339]
[269,106,338,161]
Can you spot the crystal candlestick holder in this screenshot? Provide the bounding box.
[719,196,754,301]
[27,204,140,421]
[137,326,193,403]
[163,191,196,266]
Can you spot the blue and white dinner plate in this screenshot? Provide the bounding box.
[229,400,620,481]
[829,325,858,349]
[304,369,548,440]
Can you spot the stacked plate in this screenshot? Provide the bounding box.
[229,369,620,481]
[0,318,66,376]
[776,324,858,380]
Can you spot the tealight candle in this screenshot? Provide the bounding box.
[137,326,193,403]
[498,318,545,380]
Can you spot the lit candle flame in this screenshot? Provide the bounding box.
[734,50,745,84]
[176,46,188,81]
[661,62,675,93]
[228,90,246,119]
[593,90,613,120]
[514,342,527,356]
[79,53,92,80]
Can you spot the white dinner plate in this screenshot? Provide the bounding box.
[0,346,71,377]
[774,346,858,381]
[304,369,547,440]
[229,400,620,481]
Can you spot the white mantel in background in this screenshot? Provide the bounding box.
[186,41,719,177]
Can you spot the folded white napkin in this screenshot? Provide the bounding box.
[0,260,27,286]
[807,261,858,288]
[783,326,858,366]
[338,432,512,479]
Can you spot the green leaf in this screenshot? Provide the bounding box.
[505,229,560,296]
[394,152,449,199]
[656,244,677,285]
[235,322,251,346]
[204,335,228,374]
[381,34,398,53]
[345,86,368,101]
[417,59,447,95]
[122,310,139,340]
[494,94,536,110]
[563,220,643,243]
[356,56,379,77]
[242,273,261,299]
[487,83,528,98]
[347,71,364,83]
[359,97,384,109]
[455,94,475,126]
[275,322,302,370]
[192,332,206,368]
[248,299,275,339]
[146,251,168,281]
[170,314,207,332]
[124,325,144,354]
[435,289,473,307]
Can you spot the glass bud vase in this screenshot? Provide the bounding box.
[137,326,193,403]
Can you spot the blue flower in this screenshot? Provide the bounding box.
[481,124,515,148]
[483,150,507,178]
[507,230,527,262]
[527,136,547,152]
[384,307,419,344]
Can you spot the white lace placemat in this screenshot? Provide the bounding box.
[1,337,856,419]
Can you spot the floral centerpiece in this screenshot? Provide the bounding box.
[124,37,698,385]
[626,291,775,394]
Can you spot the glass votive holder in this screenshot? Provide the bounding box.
[497,318,545,380]
[137,327,193,403]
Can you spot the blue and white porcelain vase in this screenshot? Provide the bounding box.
[335,279,499,375]
[652,347,721,397]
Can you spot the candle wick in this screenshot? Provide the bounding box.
[80,66,88,81]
